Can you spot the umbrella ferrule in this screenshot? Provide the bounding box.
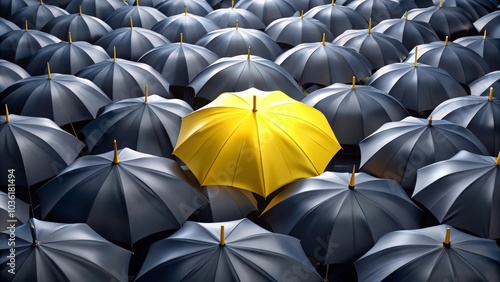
[113,140,120,164]
[252,95,257,112]
[489,87,493,102]
[5,104,10,123]
[348,166,356,189]
[496,151,500,166]
[443,227,451,247]
[220,225,226,245]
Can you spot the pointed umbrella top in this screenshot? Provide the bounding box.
[184,5,187,15]
[220,225,226,245]
[25,20,28,32]
[113,140,120,164]
[368,18,372,34]
[444,35,449,46]
[180,33,183,45]
[4,104,10,123]
[489,87,494,102]
[496,151,500,166]
[231,0,234,9]
[252,95,257,112]
[78,5,82,16]
[29,219,36,245]
[443,227,451,247]
[439,0,443,8]
[39,0,43,5]
[46,62,51,80]
[352,76,356,89]
[247,46,251,60]
[414,46,418,67]
[129,16,133,29]
[404,11,408,21]
[235,19,239,30]
[68,32,72,44]
[332,0,335,5]
[301,10,304,19]
[484,29,487,40]
[113,46,117,63]
[428,115,433,126]
[144,85,148,104]
[322,33,326,46]
[348,165,356,189]
[136,0,140,6]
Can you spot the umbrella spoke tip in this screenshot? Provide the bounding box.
[113,140,120,164]
[220,225,226,245]
[4,104,10,123]
[348,166,356,189]
[443,227,451,247]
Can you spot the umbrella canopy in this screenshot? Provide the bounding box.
[469,70,500,97]
[333,21,409,71]
[155,0,214,17]
[195,24,282,61]
[0,26,61,68]
[414,151,500,239]
[430,90,499,155]
[303,80,409,145]
[0,219,132,282]
[359,116,489,192]
[41,9,113,43]
[205,3,266,29]
[151,11,220,44]
[454,31,500,71]
[234,0,298,26]
[105,4,167,29]
[135,218,322,282]
[432,0,491,20]
[291,0,332,12]
[188,53,305,105]
[26,36,110,75]
[1,67,112,126]
[0,18,21,37]
[95,19,170,61]
[65,0,128,19]
[0,191,30,231]
[128,0,166,6]
[346,0,411,26]
[0,60,30,93]
[10,2,69,31]
[0,111,84,187]
[138,39,219,87]
[0,0,38,19]
[264,13,334,49]
[261,171,422,264]
[303,2,367,38]
[173,88,341,197]
[275,37,373,87]
[372,15,440,51]
[76,55,172,101]
[37,145,207,245]
[474,10,500,38]
[365,58,468,115]
[355,225,500,281]
[405,37,490,85]
[83,94,192,158]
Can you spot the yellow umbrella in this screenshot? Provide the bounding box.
[173,88,341,197]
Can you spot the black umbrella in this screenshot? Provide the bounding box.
[474,10,500,38]
[414,151,500,239]
[0,219,132,281]
[234,0,298,26]
[138,37,220,87]
[333,20,409,71]
[405,37,490,85]
[10,1,69,31]
[76,52,172,101]
[1,65,112,126]
[135,218,322,281]
[0,60,30,93]
[454,31,500,71]
[355,225,500,281]
[0,0,38,19]
[105,3,167,29]
[128,0,166,6]
[0,25,61,68]
[65,0,128,19]
[26,34,110,75]
[41,8,113,43]
[0,18,21,37]
[275,36,373,87]
[151,9,220,44]
[155,0,214,17]
[0,191,30,231]
[303,1,367,38]
[261,171,422,264]
[431,0,491,20]
[205,2,266,29]
[37,144,207,245]
[195,24,283,61]
[346,0,411,26]
[95,18,170,61]
[469,70,500,97]
[291,0,331,12]
[359,116,489,192]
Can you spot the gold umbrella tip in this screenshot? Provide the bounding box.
[443,227,451,247]
[5,104,10,123]
[235,20,239,29]
[252,95,257,112]
[489,87,493,102]
[113,46,117,62]
[495,151,500,166]
[348,165,356,189]
[414,46,418,67]
[445,36,449,46]
[351,76,356,89]
[144,84,149,104]
[322,33,326,45]
[46,62,52,80]
[113,140,120,164]
[484,29,487,40]
[428,116,433,126]
[220,225,226,245]
[247,46,251,60]
[368,18,372,34]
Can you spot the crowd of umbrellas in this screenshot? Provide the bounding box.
[0,0,499,281]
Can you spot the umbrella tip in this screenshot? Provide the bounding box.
[368,18,372,34]
[324,264,330,282]
[443,227,451,247]
[235,20,239,30]
[495,151,500,166]
[231,0,234,9]
[247,46,251,60]
[5,104,10,123]
[348,166,355,189]
[444,36,449,46]
[129,16,133,29]
[144,84,148,104]
[180,33,183,44]
[220,225,226,245]
[68,32,72,43]
[46,62,52,80]
[136,0,139,6]
[113,46,117,63]
[414,46,418,67]
[113,140,120,164]
[489,87,494,101]
[301,10,304,19]
[332,0,335,5]
[322,33,326,45]
[184,5,187,15]
[428,116,432,126]
[439,0,443,8]
[25,20,28,32]
[252,95,257,112]
[483,29,487,40]
[79,5,82,16]
[351,76,356,89]
[40,0,43,5]
[404,11,408,21]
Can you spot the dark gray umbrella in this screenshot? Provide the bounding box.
[454,31,500,71]
[432,0,491,20]
[83,94,192,158]
[205,3,266,29]
[303,81,408,145]
[0,60,30,93]
[372,15,440,51]
[413,151,500,239]
[0,0,38,19]
[355,225,500,281]
[469,70,500,97]
[365,58,468,115]
[155,0,214,17]
[404,37,490,85]
[95,19,170,61]
[10,1,69,30]
[128,0,166,6]
[265,13,334,49]
[135,218,322,282]
[0,219,132,282]
[290,0,331,12]
[189,53,305,105]
[0,191,30,231]
[65,0,128,19]
[41,9,113,43]
[105,4,167,29]
[474,10,500,38]
[0,111,84,187]
[195,25,282,61]
[303,2,367,38]
[151,11,220,44]
[261,171,422,264]
[430,91,500,156]
[0,26,61,68]
[26,35,110,75]
[76,54,172,101]
[138,39,220,87]
[333,21,409,71]
[275,38,373,87]
[234,0,298,26]
[1,67,112,126]
[359,116,489,192]
[346,0,411,26]
[37,145,207,245]
[0,18,21,37]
